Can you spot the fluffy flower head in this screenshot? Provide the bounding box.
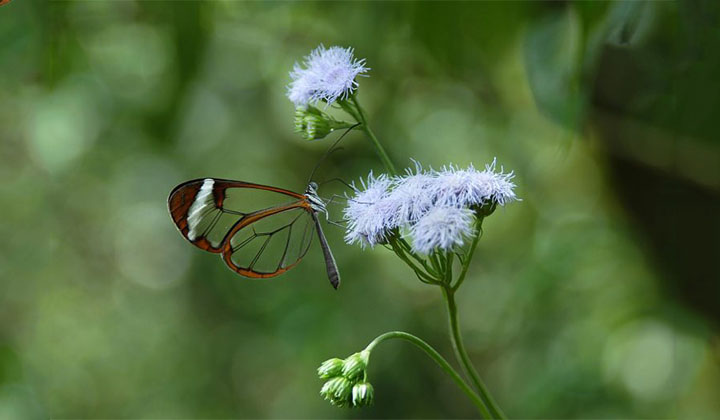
[431,159,517,208]
[287,45,369,106]
[390,162,436,224]
[343,160,518,252]
[343,173,395,248]
[410,206,474,254]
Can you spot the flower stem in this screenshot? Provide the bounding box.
[445,252,454,284]
[364,331,492,418]
[442,287,506,419]
[453,217,484,291]
[390,240,439,284]
[396,237,439,276]
[349,95,398,175]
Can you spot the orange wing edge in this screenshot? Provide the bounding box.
[221,201,314,278]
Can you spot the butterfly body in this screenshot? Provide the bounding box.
[168,178,340,288]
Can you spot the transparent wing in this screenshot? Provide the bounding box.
[221,205,316,278]
[168,178,306,253]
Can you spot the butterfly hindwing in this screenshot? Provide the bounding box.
[221,204,316,278]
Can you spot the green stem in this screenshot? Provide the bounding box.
[442,287,506,419]
[396,237,439,277]
[429,252,445,276]
[350,95,398,175]
[388,238,439,284]
[364,331,491,418]
[445,252,454,285]
[453,217,484,291]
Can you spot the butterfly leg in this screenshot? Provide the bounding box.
[327,219,346,228]
[319,207,346,228]
[320,198,347,224]
[323,194,349,208]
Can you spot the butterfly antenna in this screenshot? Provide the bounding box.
[318,177,355,191]
[307,123,361,184]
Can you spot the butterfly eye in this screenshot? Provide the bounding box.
[309,181,319,190]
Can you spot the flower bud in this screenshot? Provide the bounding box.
[473,202,497,218]
[320,376,353,407]
[294,105,351,141]
[341,350,369,381]
[317,358,344,379]
[351,381,374,407]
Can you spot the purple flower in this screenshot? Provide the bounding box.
[287,45,369,107]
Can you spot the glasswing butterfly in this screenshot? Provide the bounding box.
[168,178,339,288]
[167,132,354,289]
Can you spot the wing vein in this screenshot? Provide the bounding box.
[278,221,293,270]
[249,235,272,271]
[232,232,258,253]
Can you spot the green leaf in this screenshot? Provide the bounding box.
[524,7,584,130]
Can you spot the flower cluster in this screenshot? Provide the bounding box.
[287,45,369,107]
[294,105,352,141]
[318,351,374,408]
[344,160,517,254]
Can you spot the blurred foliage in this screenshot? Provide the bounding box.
[1,1,719,419]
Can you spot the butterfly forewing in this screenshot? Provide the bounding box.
[222,184,302,214]
[168,178,306,253]
[223,206,315,276]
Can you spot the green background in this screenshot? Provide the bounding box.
[1,1,719,418]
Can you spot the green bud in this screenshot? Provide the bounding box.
[351,381,374,407]
[294,105,351,141]
[317,358,344,379]
[474,202,497,218]
[341,350,369,381]
[320,376,353,407]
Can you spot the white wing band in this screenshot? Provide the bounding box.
[187,178,215,241]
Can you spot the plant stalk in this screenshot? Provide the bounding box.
[350,95,398,175]
[442,287,506,419]
[453,217,484,291]
[364,331,491,418]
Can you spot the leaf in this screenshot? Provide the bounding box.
[524,7,584,130]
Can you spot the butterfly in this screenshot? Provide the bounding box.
[166,124,360,290]
[168,125,360,288]
[168,177,340,288]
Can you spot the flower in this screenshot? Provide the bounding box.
[341,350,369,381]
[343,160,517,252]
[343,172,395,247]
[431,159,517,208]
[410,206,475,254]
[351,381,374,407]
[317,358,345,379]
[317,350,373,409]
[390,162,437,224]
[294,105,351,141]
[320,376,354,407]
[287,45,370,107]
